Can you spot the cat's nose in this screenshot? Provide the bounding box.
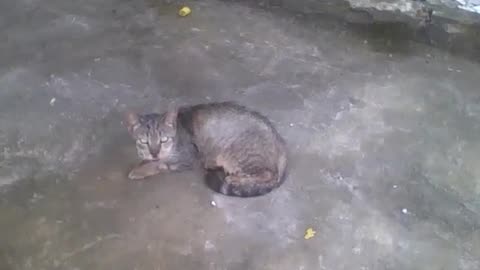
[150,149,159,158]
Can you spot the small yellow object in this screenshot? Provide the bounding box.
[178,6,191,17]
[304,227,316,240]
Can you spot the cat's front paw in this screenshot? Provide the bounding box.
[128,168,148,180]
[127,161,165,180]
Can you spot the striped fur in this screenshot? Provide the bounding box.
[124,102,288,197]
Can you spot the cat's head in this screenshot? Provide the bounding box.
[124,106,178,161]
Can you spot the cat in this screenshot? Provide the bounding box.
[123,102,288,197]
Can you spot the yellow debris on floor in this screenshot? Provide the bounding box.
[304,227,316,240]
[178,6,191,17]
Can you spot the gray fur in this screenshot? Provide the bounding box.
[124,102,288,197]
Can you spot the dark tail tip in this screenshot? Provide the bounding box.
[205,169,227,194]
[205,169,282,197]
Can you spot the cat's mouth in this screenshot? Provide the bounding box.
[139,153,160,161]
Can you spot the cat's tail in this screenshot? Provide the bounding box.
[205,153,288,197]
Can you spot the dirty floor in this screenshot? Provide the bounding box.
[1,0,479,269]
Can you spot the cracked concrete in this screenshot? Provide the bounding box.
[0,0,479,269]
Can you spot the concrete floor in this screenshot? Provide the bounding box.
[1,0,480,269]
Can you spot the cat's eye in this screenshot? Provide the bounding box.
[160,136,169,143]
[139,138,148,144]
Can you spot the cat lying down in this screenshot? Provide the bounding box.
[124,102,288,197]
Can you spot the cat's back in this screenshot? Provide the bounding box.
[184,102,281,143]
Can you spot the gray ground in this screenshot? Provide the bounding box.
[1,0,480,269]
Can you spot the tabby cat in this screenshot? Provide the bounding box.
[124,102,287,197]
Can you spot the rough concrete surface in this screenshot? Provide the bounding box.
[1,0,480,269]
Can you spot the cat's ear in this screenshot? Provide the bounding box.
[124,110,140,135]
[164,103,178,129]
